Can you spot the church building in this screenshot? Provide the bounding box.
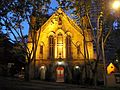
[28,8,95,83]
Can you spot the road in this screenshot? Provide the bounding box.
[0,76,114,90]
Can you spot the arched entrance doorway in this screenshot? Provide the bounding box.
[56,66,64,82]
[40,66,46,80]
[73,66,81,84]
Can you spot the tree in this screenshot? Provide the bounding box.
[0,31,14,76]
[0,0,51,81]
[56,0,117,86]
[0,32,13,63]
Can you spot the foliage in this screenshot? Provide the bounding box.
[56,0,119,86]
[0,31,25,75]
[0,32,13,64]
[0,0,51,80]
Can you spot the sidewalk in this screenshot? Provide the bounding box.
[0,76,120,90]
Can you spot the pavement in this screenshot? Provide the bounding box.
[0,76,119,90]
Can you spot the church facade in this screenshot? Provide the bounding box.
[28,8,95,83]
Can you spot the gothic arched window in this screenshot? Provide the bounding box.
[49,35,54,59]
[40,42,44,59]
[66,35,72,59]
[57,33,63,58]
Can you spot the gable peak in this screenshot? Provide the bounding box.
[57,8,63,12]
[56,8,64,14]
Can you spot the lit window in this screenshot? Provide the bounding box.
[49,35,54,59]
[57,33,63,44]
[57,33,63,58]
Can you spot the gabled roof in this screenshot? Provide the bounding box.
[40,8,83,34]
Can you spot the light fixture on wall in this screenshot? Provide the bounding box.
[58,61,63,65]
[75,66,80,69]
[41,66,45,69]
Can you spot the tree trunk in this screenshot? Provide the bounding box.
[24,63,30,81]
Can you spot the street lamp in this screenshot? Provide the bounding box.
[112,0,120,18]
[112,0,120,10]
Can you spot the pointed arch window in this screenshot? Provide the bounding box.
[66,35,72,59]
[40,42,44,59]
[57,33,63,58]
[49,35,54,59]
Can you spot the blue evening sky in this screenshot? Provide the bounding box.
[23,0,58,36]
[9,1,75,40]
[9,0,58,40]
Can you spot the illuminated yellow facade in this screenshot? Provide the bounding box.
[28,8,95,82]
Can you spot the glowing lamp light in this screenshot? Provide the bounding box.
[75,66,79,69]
[112,0,120,10]
[41,66,45,69]
[22,67,24,70]
[116,59,119,62]
[58,61,63,65]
